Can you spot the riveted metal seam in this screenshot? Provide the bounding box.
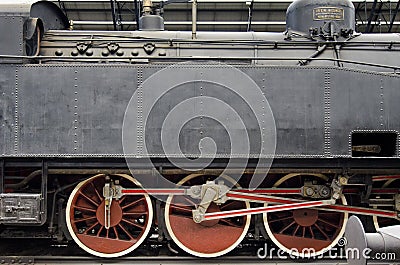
[73,68,79,152]
[18,17,23,55]
[324,70,331,157]
[379,78,385,128]
[137,66,143,155]
[19,65,400,79]
[14,67,19,153]
[5,153,328,158]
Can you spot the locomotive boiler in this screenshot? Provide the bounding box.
[0,0,399,260]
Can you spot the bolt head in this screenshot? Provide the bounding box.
[305,187,314,196]
[339,177,348,185]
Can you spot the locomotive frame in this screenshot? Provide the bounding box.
[1,0,400,260]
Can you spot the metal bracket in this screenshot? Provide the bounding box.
[107,42,120,54]
[76,42,91,54]
[301,181,331,199]
[330,175,348,201]
[143,43,155,55]
[102,176,121,229]
[103,178,124,200]
[191,181,229,223]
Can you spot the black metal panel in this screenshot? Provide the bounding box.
[140,65,268,157]
[4,63,400,160]
[0,17,24,56]
[241,66,326,156]
[17,66,76,154]
[329,69,400,156]
[384,75,400,154]
[76,66,137,154]
[17,65,137,155]
[0,66,16,155]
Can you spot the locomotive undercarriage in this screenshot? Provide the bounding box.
[1,159,399,258]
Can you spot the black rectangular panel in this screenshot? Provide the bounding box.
[17,65,138,155]
[242,66,326,157]
[329,69,391,156]
[0,17,23,56]
[0,66,16,155]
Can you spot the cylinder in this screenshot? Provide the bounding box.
[345,216,400,265]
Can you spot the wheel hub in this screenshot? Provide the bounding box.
[293,209,318,226]
[96,200,123,227]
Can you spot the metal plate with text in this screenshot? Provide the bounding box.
[313,7,344,21]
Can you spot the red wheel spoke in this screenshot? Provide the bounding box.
[269,216,293,223]
[302,227,306,237]
[118,196,127,204]
[73,205,97,213]
[118,224,134,240]
[279,221,296,234]
[170,204,193,213]
[318,218,340,228]
[122,218,145,230]
[78,191,100,207]
[113,226,119,239]
[73,216,97,223]
[97,225,104,236]
[309,226,315,239]
[292,224,300,236]
[170,212,194,219]
[122,197,145,210]
[83,221,100,235]
[314,223,330,241]
[91,182,103,202]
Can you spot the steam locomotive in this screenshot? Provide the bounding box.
[0,0,399,260]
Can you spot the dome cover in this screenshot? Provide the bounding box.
[286,0,355,37]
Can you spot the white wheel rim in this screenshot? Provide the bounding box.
[66,174,153,258]
[263,174,348,258]
[165,174,251,258]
